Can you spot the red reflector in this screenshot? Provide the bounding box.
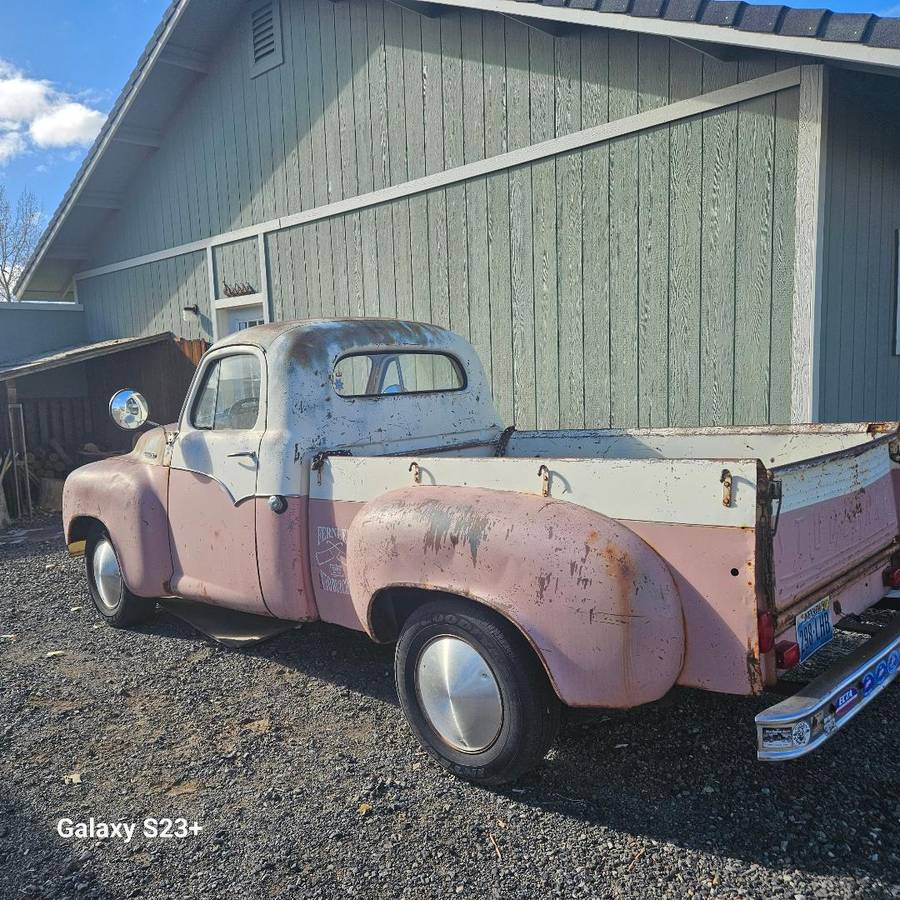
[883,566,900,588]
[758,612,775,654]
[775,640,800,669]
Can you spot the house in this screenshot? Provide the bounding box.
[13,0,900,430]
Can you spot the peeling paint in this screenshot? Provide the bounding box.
[419,499,492,565]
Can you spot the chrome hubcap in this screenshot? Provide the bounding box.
[92,538,123,611]
[415,636,503,753]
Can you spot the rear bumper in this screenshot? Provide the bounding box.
[755,611,900,760]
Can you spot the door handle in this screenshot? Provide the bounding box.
[227,450,258,464]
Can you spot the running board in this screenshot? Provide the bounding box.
[159,598,299,647]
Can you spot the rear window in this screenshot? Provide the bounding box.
[332,351,465,398]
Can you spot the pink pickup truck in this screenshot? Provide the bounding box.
[63,319,900,784]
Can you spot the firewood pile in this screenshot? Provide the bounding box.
[26,442,75,480]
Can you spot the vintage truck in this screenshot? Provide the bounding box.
[63,319,900,784]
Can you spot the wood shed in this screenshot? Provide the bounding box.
[0,333,205,518]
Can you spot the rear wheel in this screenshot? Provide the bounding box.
[86,530,155,627]
[395,597,560,785]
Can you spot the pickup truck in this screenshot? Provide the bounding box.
[63,318,900,784]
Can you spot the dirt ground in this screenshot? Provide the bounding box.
[0,518,898,899]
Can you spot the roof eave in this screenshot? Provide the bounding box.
[447,0,900,69]
[13,0,192,301]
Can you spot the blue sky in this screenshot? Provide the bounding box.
[0,0,897,225]
[0,0,168,223]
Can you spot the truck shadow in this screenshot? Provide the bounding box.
[513,686,898,882]
[243,621,898,882]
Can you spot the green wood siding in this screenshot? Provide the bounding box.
[819,70,900,422]
[212,238,259,296]
[80,252,210,342]
[79,0,800,429]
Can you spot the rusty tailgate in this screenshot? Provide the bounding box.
[768,433,899,613]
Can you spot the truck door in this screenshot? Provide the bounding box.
[167,347,268,615]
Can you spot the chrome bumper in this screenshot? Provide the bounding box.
[756,612,900,761]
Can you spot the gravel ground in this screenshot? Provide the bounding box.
[0,517,898,900]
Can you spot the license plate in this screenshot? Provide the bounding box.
[796,596,833,663]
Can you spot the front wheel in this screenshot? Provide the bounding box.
[86,531,156,627]
[395,597,561,785]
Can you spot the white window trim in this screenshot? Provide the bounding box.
[207,236,270,342]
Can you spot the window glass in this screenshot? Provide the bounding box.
[192,365,219,429]
[332,352,465,397]
[191,354,262,430]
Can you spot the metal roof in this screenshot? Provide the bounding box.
[524,0,900,49]
[0,333,174,383]
[15,0,900,303]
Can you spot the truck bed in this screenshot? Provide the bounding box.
[310,423,899,696]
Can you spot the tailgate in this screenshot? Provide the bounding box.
[769,435,899,612]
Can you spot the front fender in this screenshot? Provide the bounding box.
[63,453,171,598]
[347,486,684,708]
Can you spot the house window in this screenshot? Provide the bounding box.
[249,0,283,79]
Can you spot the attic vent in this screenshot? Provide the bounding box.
[249,0,283,78]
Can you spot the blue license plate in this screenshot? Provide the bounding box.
[796,596,833,663]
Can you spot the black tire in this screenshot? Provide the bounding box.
[85,529,156,628]
[395,597,561,785]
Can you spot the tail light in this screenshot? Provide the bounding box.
[758,612,775,654]
[775,640,800,669]
[882,566,900,588]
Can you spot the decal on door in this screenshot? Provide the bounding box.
[315,526,349,594]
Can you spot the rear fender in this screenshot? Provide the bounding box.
[347,486,684,708]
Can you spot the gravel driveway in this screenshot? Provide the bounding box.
[1,518,897,899]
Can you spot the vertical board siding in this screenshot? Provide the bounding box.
[80,251,211,342]
[81,0,799,428]
[820,71,900,422]
[637,35,670,428]
[769,56,799,426]
[733,56,777,425]
[667,41,702,427]
[699,57,739,427]
[608,33,640,428]
[212,238,259,296]
[555,30,583,430]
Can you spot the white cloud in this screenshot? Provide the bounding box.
[0,58,106,167]
[30,102,106,148]
[0,130,26,164]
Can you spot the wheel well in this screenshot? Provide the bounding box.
[369,587,540,646]
[67,515,103,545]
[370,586,562,701]
[369,587,456,643]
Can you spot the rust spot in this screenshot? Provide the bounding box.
[536,572,552,603]
[745,638,763,694]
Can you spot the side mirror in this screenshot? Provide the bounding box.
[109,389,150,431]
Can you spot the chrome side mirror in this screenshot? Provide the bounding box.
[109,389,150,431]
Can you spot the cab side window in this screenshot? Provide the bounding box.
[191,355,261,430]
